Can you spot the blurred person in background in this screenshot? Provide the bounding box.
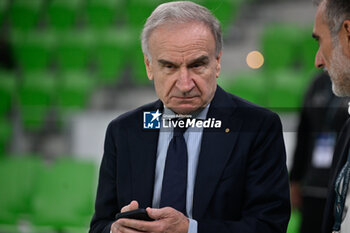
[290,72,349,233]
[312,0,350,232]
[0,34,15,70]
[89,1,290,233]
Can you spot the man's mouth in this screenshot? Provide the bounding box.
[173,96,198,100]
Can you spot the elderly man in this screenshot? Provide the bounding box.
[89,1,290,233]
[312,0,350,232]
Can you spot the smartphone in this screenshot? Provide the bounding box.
[115,208,154,221]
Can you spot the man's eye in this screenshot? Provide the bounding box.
[192,63,203,68]
[165,64,174,69]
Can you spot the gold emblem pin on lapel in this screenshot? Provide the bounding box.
[225,128,230,133]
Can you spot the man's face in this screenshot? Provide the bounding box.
[144,22,221,114]
[313,2,350,96]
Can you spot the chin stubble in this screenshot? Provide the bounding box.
[328,43,350,97]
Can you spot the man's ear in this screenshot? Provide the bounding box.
[144,55,153,81]
[342,20,350,53]
[215,51,222,78]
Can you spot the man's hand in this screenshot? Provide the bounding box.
[111,206,189,233]
[111,200,139,233]
[121,200,139,213]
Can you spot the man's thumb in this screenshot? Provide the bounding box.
[121,200,139,213]
[146,207,163,220]
[129,200,139,210]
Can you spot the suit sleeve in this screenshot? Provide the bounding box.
[197,113,291,233]
[89,122,119,233]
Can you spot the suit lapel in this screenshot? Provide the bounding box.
[129,101,163,208]
[193,87,242,219]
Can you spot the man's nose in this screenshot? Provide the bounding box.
[176,67,195,92]
[315,49,325,69]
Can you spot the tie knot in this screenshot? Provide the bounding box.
[173,118,188,136]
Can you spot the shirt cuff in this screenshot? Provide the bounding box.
[188,218,198,233]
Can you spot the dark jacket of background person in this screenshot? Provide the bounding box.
[290,72,349,233]
[322,118,350,233]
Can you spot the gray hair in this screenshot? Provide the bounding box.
[316,0,350,37]
[141,1,222,61]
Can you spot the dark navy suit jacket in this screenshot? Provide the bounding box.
[89,86,291,233]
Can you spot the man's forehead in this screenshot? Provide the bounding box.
[316,1,327,24]
[150,21,212,41]
[313,2,328,33]
[156,45,211,64]
[148,22,216,59]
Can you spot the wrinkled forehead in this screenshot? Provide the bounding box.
[148,22,216,53]
[149,21,213,40]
